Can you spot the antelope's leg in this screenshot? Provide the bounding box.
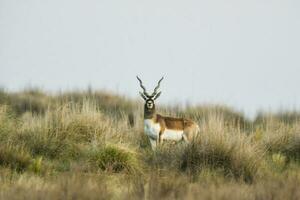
[158,131,163,145]
[149,138,157,150]
[182,133,190,143]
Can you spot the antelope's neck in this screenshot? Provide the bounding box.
[144,108,156,120]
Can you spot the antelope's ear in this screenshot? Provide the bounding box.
[153,91,162,100]
[139,92,147,100]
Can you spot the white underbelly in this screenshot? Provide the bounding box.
[162,129,184,141]
[144,120,184,141]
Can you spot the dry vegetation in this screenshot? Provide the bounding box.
[0,88,300,200]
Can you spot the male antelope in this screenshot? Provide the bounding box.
[137,76,199,149]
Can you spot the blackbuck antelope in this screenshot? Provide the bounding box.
[137,76,199,149]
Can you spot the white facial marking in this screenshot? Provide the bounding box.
[146,101,154,109]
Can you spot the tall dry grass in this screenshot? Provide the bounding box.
[0,89,300,199]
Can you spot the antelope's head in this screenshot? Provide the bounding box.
[136,76,164,111]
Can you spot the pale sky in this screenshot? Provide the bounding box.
[1,0,300,118]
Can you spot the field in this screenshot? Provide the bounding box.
[0,88,300,200]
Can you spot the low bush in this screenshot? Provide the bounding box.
[0,144,32,172]
[7,90,49,115]
[260,122,300,162]
[88,146,140,174]
[22,133,80,160]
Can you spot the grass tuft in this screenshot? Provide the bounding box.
[0,144,32,172]
[89,145,140,174]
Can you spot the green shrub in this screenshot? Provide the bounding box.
[270,153,287,171]
[7,90,48,115]
[29,156,43,174]
[89,146,139,174]
[180,140,260,182]
[15,131,81,160]
[263,124,300,161]
[0,145,32,172]
[65,113,106,143]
